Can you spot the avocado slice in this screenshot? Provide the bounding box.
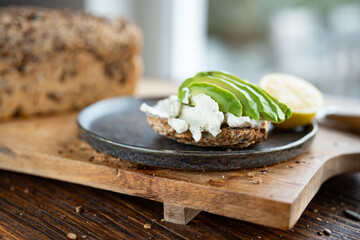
[207,71,281,122]
[179,81,243,117]
[259,89,292,119]
[178,71,291,123]
[183,74,260,120]
[210,71,290,121]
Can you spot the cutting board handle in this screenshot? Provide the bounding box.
[327,112,360,132]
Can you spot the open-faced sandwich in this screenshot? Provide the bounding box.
[140,71,292,148]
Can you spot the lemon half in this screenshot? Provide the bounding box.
[259,73,323,129]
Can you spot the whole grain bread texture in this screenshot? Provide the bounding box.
[147,116,269,148]
[0,7,142,119]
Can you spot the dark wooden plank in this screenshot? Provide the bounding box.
[0,170,359,240]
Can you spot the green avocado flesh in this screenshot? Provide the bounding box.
[180,82,243,117]
[178,71,292,123]
[180,75,259,120]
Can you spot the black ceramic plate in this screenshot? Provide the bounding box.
[78,97,318,170]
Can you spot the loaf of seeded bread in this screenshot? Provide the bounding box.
[0,7,142,119]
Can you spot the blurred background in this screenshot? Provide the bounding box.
[1,0,360,98]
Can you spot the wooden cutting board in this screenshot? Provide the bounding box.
[1,79,360,230]
[0,111,359,230]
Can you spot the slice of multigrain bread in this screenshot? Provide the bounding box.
[0,7,142,119]
[147,116,269,148]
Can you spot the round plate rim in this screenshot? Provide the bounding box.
[77,96,318,157]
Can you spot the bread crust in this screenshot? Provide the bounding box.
[0,7,142,119]
[147,116,269,148]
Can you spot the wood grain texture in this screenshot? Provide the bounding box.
[0,110,359,230]
[164,203,201,224]
[1,80,360,230]
[0,170,359,239]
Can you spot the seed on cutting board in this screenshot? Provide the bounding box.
[343,209,360,221]
[80,143,87,150]
[67,233,77,240]
[253,179,262,184]
[323,228,332,236]
[247,172,255,177]
[144,223,151,229]
[75,206,83,213]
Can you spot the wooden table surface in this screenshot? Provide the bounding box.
[1,79,360,240]
[1,170,359,239]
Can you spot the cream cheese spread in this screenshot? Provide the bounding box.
[140,95,180,118]
[181,87,191,104]
[225,113,263,128]
[177,94,224,141]
[140,94,264,142]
